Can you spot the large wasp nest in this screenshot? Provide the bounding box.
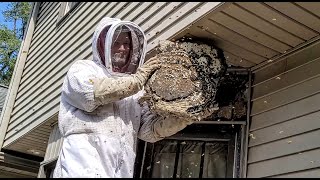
[141,39,227,119]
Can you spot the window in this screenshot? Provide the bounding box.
[136,124,243,178]
[57,2,80,25]
[64,2,79,14]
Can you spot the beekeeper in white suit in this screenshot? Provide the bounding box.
[53,17,203,178]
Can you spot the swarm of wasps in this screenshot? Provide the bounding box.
[140,38,227,120]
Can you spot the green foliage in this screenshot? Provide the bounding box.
[0,25,21,86]
[0,2,31,86]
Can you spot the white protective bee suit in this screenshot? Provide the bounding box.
[52,17,201,178]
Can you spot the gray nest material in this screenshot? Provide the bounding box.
[141,39,227,120]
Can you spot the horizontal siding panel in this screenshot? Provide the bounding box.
[249,38,320,177]
[38,2,49,9]
[24,135,48,144]
[34,2,59,33]
[295,2,320,18]
[6,96,60,141]
[27,131,50,140]
[4,121,54,157]
[247,148,320,177]
[30,4,59,51]
[11,31,93,121]
[3,101,60,147]
[122,2,154,22]
[145,2,202,43]
[133,2,167,26]
[9,141,46,153]
[251,92,320,131]
[141,2,184,32]
[271,168,320,178]
[44,127,54,161]
[222,3,304,47]
[27,2,56,53]
[251,74,320,115]
[21,2,95,81]
[248,129,320,163]
[21,2,96,78]
[9,49,92,133]
[0,87,8,109]
[205,19,278,59]
[37,2,54,19]
[187,25,266,64]
[237,2,318,41]
[114,2,141,20]
[224,51,255,67]
[212,12,290,53]
[5,144,46,157]
[145,2,224,52]
[195,20,267,64]
[14,2,107,106]
[253,40,320,84]
[249,110,320,147]
[35,3,54,27]
[44,125,62,162]
[252,57,320,100]
[27,4,60,53]
[265,2,320,33]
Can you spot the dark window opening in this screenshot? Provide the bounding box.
[137,124,242,178]
[151,140,229,178]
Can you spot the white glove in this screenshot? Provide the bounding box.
[153,116,193,138]
[93,56,161,105]
[152,106,214,138]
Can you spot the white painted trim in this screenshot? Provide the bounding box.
[0,3,40,149]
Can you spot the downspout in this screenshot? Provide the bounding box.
[0,2,40,150]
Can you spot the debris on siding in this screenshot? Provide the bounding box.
[249,133,256,139]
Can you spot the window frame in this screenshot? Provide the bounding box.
[136,124,242,178]
[56,2,80,27]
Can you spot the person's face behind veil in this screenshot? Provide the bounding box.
[111,29,132,73]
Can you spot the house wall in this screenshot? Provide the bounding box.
[42,124,62,164]
[2,2,223,149]
[247,40,320,178]
[0,85,8,121]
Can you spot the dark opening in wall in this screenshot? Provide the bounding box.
[207,68,249,122]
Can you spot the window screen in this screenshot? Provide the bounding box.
[151,140,228,178]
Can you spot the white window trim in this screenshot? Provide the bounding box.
[57,2,80,26]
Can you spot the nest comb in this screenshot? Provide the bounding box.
[141,39,227,120]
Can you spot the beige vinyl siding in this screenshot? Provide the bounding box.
[43,124,62,163]
[2,2,223,149]
[175,2,320,68]
[0,86,8,117]
[247,40,320,178]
